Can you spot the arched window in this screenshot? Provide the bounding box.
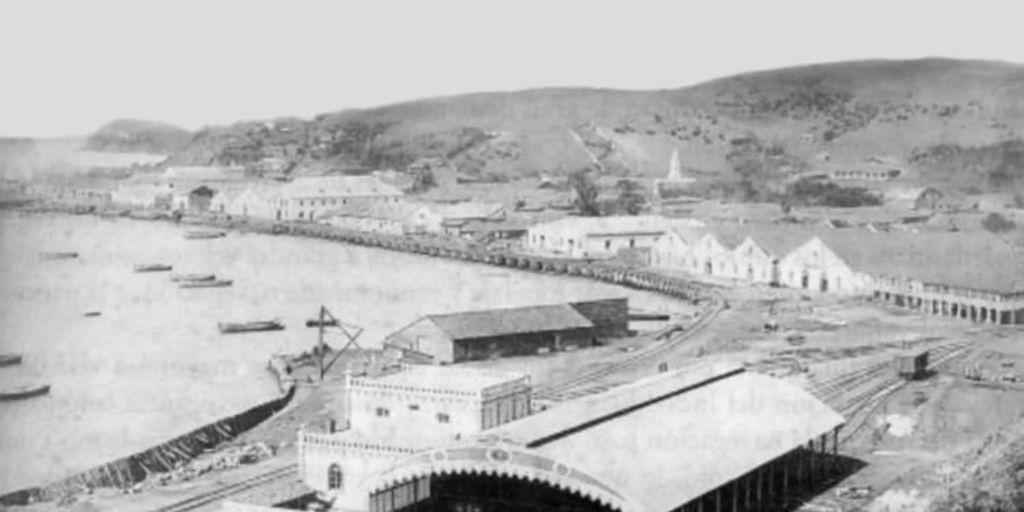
[328,464,343,490]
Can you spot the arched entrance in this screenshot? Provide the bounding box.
[365,441,642,512]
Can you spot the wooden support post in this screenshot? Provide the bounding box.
[757,468,763,505]
[732,480,739,512]
[716,488,722,512]
[698,496,704,512]
[783,456,789,495]
[745,472,752,510]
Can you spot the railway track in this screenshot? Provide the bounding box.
[151,463,298,512]
[532,294,727,402]
[798,341,975,446]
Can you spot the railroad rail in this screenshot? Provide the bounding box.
[151,464,298,512]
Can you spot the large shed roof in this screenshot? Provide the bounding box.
[426,304,594,341]
[523,372,841,512]
[370,364,844,512]
[816,229,1024,293]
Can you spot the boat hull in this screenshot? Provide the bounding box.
[0,384,50,401]
[218,321,284,334]
[0,354,22,367]
[184,231,226,240]
[135,264,173,272]
[180,279,233,289]
[170,274,217,283]
[39,252,78,261]
[306,319,340,328]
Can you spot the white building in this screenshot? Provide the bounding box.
[323,202,443,236]
[210,182,284,219]
[110,180,174,209]
[277,176,404,222]
[526,215,702,259]
[299,366,531,511]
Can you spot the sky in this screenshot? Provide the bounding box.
[0,0,1021,137]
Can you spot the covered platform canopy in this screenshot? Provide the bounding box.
[364,362,845,512]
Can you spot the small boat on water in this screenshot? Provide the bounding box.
[39,251,78,261]
[83,311,102,317]
[184,230,227,240]
[0,354,22,367]
[170,273,217,283]
[135,263,173,273]
[218,319,285,334]
[0,383,50,401]
[306,318,339,328]
[180,279,233,289]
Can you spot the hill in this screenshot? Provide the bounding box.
[163,58,1024,195]
[85,119,193,154]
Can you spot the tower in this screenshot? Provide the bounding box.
[667,149,682,181]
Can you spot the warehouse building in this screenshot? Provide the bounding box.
[296,361,846,512]
[383,304,598,364]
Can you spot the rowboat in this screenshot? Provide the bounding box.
[83,311,102,317]
[218,319,285,334]
[184,230,227,240]
[180,279,233,289]
[39,251,78,261]
[170,273,217,283]
[0,354,22,367]
[0,384,50,401]
[305,318,339,328]
[134,263,173,272]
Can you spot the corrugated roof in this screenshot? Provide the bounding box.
[490,367,843,512]
[427,304,594,341]
[816,229,1024,293]
[281,175,404,198]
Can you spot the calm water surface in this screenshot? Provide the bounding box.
[0,213,677,492]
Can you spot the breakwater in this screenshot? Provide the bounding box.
[0,385,295,506]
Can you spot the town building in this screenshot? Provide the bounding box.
[297,361,845,512]
[323,202,443,236]
[210,182,284,219]
[778,230,1024,324]
[276,176,404,222]
[299,365,532,511]
[433,202,508,236]
[110,177,174,209]
[383,304,598,364]
[823,161,903,181]
[526,215,701,259]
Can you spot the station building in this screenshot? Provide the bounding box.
[297,362,845,512]
[383,304,598,364]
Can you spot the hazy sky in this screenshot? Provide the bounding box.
[1,0,1021,137]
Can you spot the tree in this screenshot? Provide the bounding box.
[615,179,646,215]
[568,168,601,216]
[981,212,1015,233]
[410,166,436,192]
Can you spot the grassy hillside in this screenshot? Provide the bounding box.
[164,58,1024,194]
[85,119,193,154]
[12,59,1022,195]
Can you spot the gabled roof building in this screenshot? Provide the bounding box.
[298,362,845,512]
